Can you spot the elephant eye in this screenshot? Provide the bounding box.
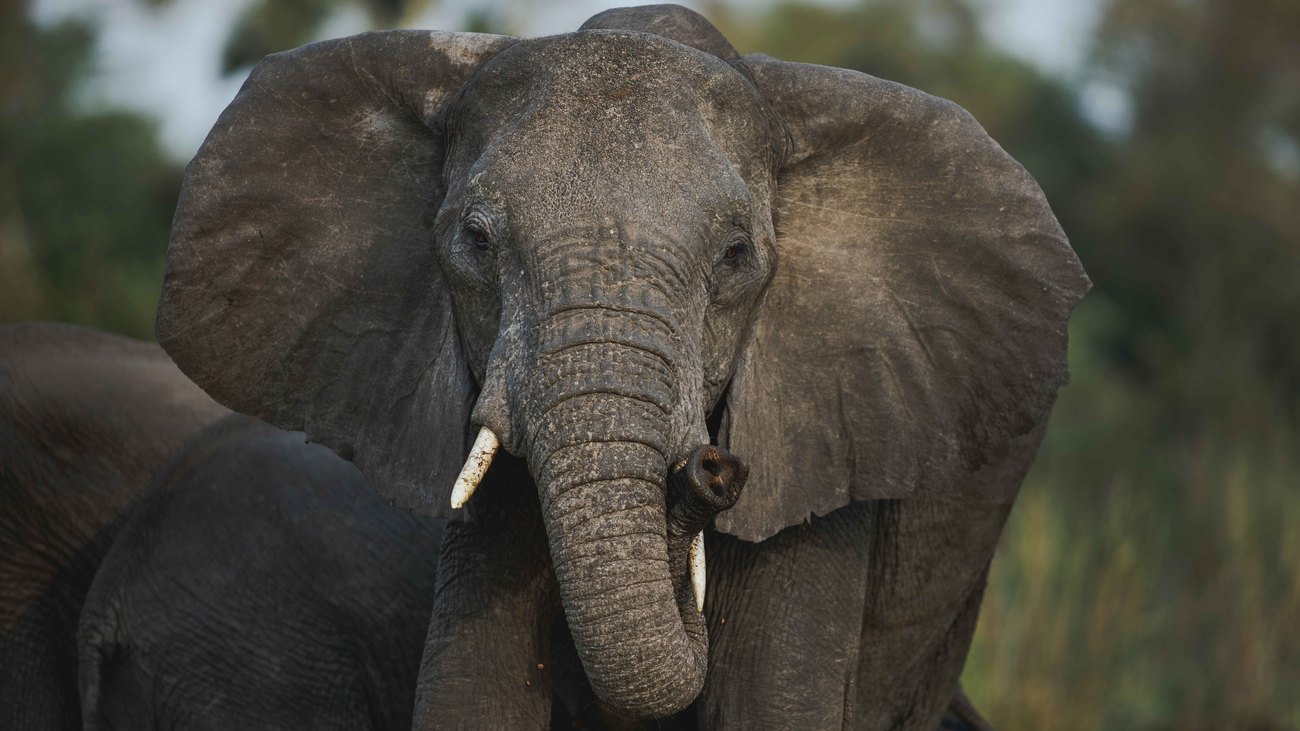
[464,221,491,250]
[721,241,748,263]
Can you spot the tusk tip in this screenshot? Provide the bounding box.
[448,427,500,510]
[689,531,706,613]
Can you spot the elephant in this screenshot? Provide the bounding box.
[0,322,228,730]
[154,4,1088,728]
[76,414,445,730]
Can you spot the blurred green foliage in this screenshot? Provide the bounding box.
[1,2,182,337]
[2,0,1296,728]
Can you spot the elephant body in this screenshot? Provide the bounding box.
[0,323,227,730]
[77,415,443,730]
[154,4,1089,727]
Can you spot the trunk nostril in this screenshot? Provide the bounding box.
[678,445,748,510]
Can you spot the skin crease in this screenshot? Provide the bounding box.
[0,323,227,731]
[154,4,1088,727]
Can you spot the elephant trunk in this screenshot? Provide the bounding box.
[526,307,706,718]
[539,435,707,717]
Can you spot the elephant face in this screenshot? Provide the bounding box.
[156,5,1087,719]
[428,35,778,714]
[437,32,775,459]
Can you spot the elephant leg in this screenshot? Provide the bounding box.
[846,497,1007,730]
[701,504,876,729]
[701,427,1044,730]
[413,453,559,730]
[2,512,128,731]
[703,500,1007,730]
[843,427,1048,730]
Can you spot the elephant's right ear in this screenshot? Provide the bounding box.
[156,31,514,517]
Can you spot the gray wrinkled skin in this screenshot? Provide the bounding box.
[156,4,1088,726]
[77,416,444,730]
[0,323,228,730]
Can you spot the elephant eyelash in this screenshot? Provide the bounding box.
[463,219,492,251]
[717,236,752,268]
[708,236,763,308]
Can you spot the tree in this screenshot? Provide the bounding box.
[1089,0,1300,401]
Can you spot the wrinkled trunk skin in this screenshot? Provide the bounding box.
[527,307,708,719]
[551,446,748,729]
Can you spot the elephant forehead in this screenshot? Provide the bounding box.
[476,134,748,209]
[480,30,749,100]
[460,30,769,161]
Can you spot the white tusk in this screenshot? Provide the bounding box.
[689,531,706,613]
[450,427,500,509]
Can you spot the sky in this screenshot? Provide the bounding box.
[34,0,1113,161]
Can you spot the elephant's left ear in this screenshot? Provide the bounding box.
[716,59,1090,541]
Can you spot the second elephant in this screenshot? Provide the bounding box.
[77,415,443,730]
[0,323,227,730]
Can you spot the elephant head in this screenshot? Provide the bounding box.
[156,5,1087,718]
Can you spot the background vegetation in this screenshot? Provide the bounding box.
[3,0,1296,728]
